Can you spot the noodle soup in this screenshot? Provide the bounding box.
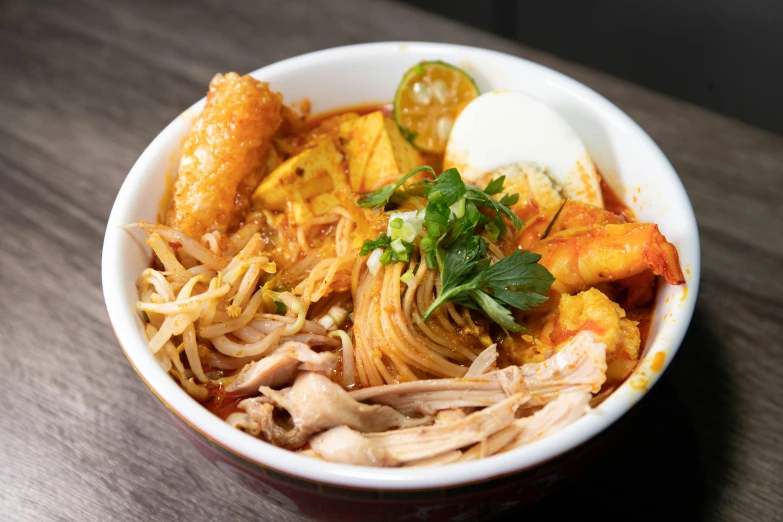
[130,66,685,468]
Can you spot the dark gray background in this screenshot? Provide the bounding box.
[399,0,783,135]
[0,0,781,521]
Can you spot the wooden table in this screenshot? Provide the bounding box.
[2,0,781,520]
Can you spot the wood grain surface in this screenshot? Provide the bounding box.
[1,0,781,520]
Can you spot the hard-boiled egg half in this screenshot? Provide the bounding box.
[444,90,604,209]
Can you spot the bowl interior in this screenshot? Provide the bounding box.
[102,42,699,490]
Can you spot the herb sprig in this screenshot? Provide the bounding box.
[356,165,436,209]
[422,248,553,331]
[355,166,555,331]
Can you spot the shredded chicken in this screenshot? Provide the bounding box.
[305,426,400,467]
[131,70,688,469]
[348,368,530,416]
[225,342,339,393]
[458,389,592,461]
[310,392,529,466]
[349,331,605,415]
[260,372,429,435]
[464,343,498,377]
[519,331,608,398]
[227,398,310,449]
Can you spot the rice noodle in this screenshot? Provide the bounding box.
[250,317,326,335]
[183,324,209,384]
[232,262,262,310]
[294,252,356,305]
[212,327,284,358]
[137,277,229,315]
[351,255,483,387]
[228,220,263,255]
[201,232,221,254]
[146,233,189,282]
[139,223,228,270]
[137,268,175,302]
[125,84,640,468]
[329,330,355,388]
[199,289,264,338]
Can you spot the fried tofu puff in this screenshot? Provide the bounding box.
[166,73,283,238]
[508,288,641,382]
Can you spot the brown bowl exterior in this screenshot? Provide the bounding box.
[170,407,623,521]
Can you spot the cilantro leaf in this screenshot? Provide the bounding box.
[490,213,507,241]
[490,287,550,311]
[483,175,505,196]
[422,243,554,331]
[422,199,450,238]
[440,234,483,290]
[477,251,554,295]
[469,289,524,333]
[356,165,436,209]
[499,192,519,207]
[424,168,466,206]
[441,201,483,247]
[465,188,523,230]
[361,166,553,332]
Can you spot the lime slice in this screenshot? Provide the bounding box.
[394,61,479,154]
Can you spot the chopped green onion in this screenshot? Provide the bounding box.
[367,248,384,275]
[400,270,415,284]
[390,218,403,229]
[400,223,417,242]
[390,238,407,254]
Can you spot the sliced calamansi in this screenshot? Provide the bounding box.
[394,61,479,154]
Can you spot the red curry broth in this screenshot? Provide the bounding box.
[202,104,656,419]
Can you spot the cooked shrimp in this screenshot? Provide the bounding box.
[167,73,283,239]
[529,223,685,295]
[517,200,626,250]
[506,288,641,382]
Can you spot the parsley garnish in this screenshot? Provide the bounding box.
[483,175,506,196]
[356,166,554,331]
[464,187,522,230]
[421,243,554,332]
[356,165,436,209]
[424,167,466,206]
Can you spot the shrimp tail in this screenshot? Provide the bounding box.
[645,225,685,285]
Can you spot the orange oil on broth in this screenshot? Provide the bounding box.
[198,104,658,417]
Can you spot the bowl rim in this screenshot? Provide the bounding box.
[101,41,700,490]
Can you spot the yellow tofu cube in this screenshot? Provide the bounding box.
[339,111,423,191]
[252,139,347,223]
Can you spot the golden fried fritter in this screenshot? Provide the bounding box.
[166,72,283,238]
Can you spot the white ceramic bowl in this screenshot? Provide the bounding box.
[102,42,699,496]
